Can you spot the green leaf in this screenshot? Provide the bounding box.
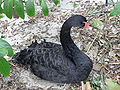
[0,7,3,14]
[52,0,60,5]
[106,79,120,90]
[39,0,49,16]
[0,0,3,14]
[0,48,8,57]
[0,38,14,57]
[92,19,104,29]
[0,0,2,5]
[3,0,13,19]
[71,87,76,90]
[110,2,120,16]
[73,2,78,8]
[14,0,25,19]
[26,0,35,16]
[0,15,4,18]
[0,57,10,76]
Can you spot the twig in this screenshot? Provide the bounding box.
[96,49,108,63]
[105,0,108,6]
[87,31,100,53]
[81,81,85,90]
[0,18,17,29]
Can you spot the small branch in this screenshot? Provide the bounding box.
[81,81,85,90]
[0,18,17,29]
[105,0,108,6]
[87,31,100,53]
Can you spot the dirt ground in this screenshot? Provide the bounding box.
[0,0,120,90]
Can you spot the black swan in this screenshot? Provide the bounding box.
[13,15,93,83]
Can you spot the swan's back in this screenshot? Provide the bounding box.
[14,41,84,82]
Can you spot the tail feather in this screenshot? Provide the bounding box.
[12,48,33,66]
[12,40,47,66]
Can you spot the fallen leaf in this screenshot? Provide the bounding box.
[85,82,92,90]
[105,79,120,90]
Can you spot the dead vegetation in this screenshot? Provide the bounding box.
[0,0,120,90]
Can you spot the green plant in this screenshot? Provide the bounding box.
[105,79,120,90]
[109,1,120,16]
[0,38,14,76]
[92,19,104,30]
[0,0,60,19]
[72,2,78,8]
[90,75,107,90]
[71,87,76,90]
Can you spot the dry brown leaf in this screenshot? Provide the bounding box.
[81,81,92,90]
[85,82,92,90]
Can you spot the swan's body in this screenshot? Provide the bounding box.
[13,15,93,83]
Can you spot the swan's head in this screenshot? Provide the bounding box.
[68,15,90,29]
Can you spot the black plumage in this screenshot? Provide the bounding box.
[13,15,93,83]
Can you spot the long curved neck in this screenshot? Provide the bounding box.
[60,17,91,67]
[60,21,80,58]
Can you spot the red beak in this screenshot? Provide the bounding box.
[84,22,90,29]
